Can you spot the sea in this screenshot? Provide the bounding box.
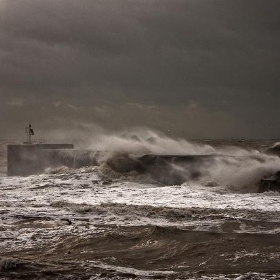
[1,133,280,280]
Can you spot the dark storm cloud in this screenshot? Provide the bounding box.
[0,0,280,138]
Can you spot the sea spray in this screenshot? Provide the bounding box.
[39,127,280,190]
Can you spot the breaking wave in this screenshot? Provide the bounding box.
[42,129,280,192]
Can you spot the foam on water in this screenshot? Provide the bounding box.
[1,167,280,232]
[1,135,280,279]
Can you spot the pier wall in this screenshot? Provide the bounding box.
[7,144,74,176]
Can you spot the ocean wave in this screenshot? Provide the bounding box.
[50,201,280,228]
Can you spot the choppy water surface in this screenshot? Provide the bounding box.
[1,138,280,279]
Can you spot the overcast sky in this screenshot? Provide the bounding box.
[0,0,279,139]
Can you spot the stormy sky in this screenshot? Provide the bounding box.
[0,0,279,139]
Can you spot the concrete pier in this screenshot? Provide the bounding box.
[7,144,74,176]
[7,143,220,184]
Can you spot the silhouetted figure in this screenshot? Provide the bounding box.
[29,124,34,136]
[25,124,35,144]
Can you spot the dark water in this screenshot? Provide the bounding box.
[1,139,280,279]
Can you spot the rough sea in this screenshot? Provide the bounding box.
[1,132,280,280]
